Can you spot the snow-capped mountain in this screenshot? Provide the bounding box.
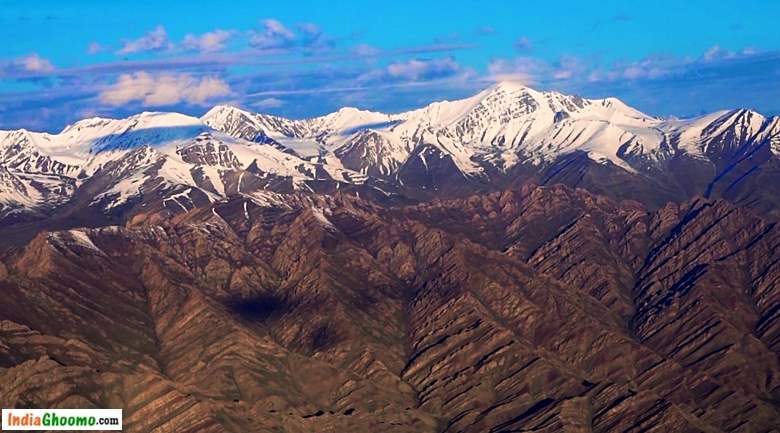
[0,110,373,222]
[2,81,780,224]
[203,81,780,179]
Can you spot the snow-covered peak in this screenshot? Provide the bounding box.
[0,129,45,151]
[766,116,780,155]
[200,105,271,132]
[489,80,535,93]
[0,128,84,171]
[485,80,547,103]
[395,91,487,127]
[58,112,201,141]
[129,111,203,127]
[484,81,591,113]
[330,106,373,116]
[202,104,252,120]
[311,106,392,134]
[202,103,312,143]
[60,117,116,134]
[3,82,779,221]
[710,109,766,137]
[201,104,264,138]
[660,108,770,157]
[1,111,217,182]
[396,82,591,131]
[196,83,676,174]
[83,112,206,154]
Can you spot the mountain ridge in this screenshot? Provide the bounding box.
[2,82,780,432]
[2,81,780,230]
[2,184,780,432]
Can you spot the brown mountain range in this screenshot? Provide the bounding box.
[1,182,778,432]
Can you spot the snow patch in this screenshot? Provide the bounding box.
[67,230,103,253]
[310,206,335,229]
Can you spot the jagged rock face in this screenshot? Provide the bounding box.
[1,184,779,432]
[334,130,411,179]
[0,165,32,209]
[203,105,313,141]
[397,144,484,196]
[0,130,81,177]
[177,133,243,169]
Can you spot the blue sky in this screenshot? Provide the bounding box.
[1,0,779,131]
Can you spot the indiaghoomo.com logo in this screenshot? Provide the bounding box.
[2,409,122,431]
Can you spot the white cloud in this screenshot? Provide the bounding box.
[183,30,233,52]
[741,47,758,56]
[252,97,285,109]
[701,45,759,63]
[353,44,380,57]
[264,19,294,39]
[246,19,335,52]
[550,56,584,80]
[703,45,729,62]
[17,54,54,72]
[486,57,543,84]
[700,45,757,62]
[298,23,333,52]
[118,26,172,55]
[99,72,231,106]
[250,19,295,49]
[486,45,763,88]
[386,57,460,81]
[487,53,667,85]
[610,57,672,81]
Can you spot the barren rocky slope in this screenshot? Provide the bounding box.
[1,183,778,432]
